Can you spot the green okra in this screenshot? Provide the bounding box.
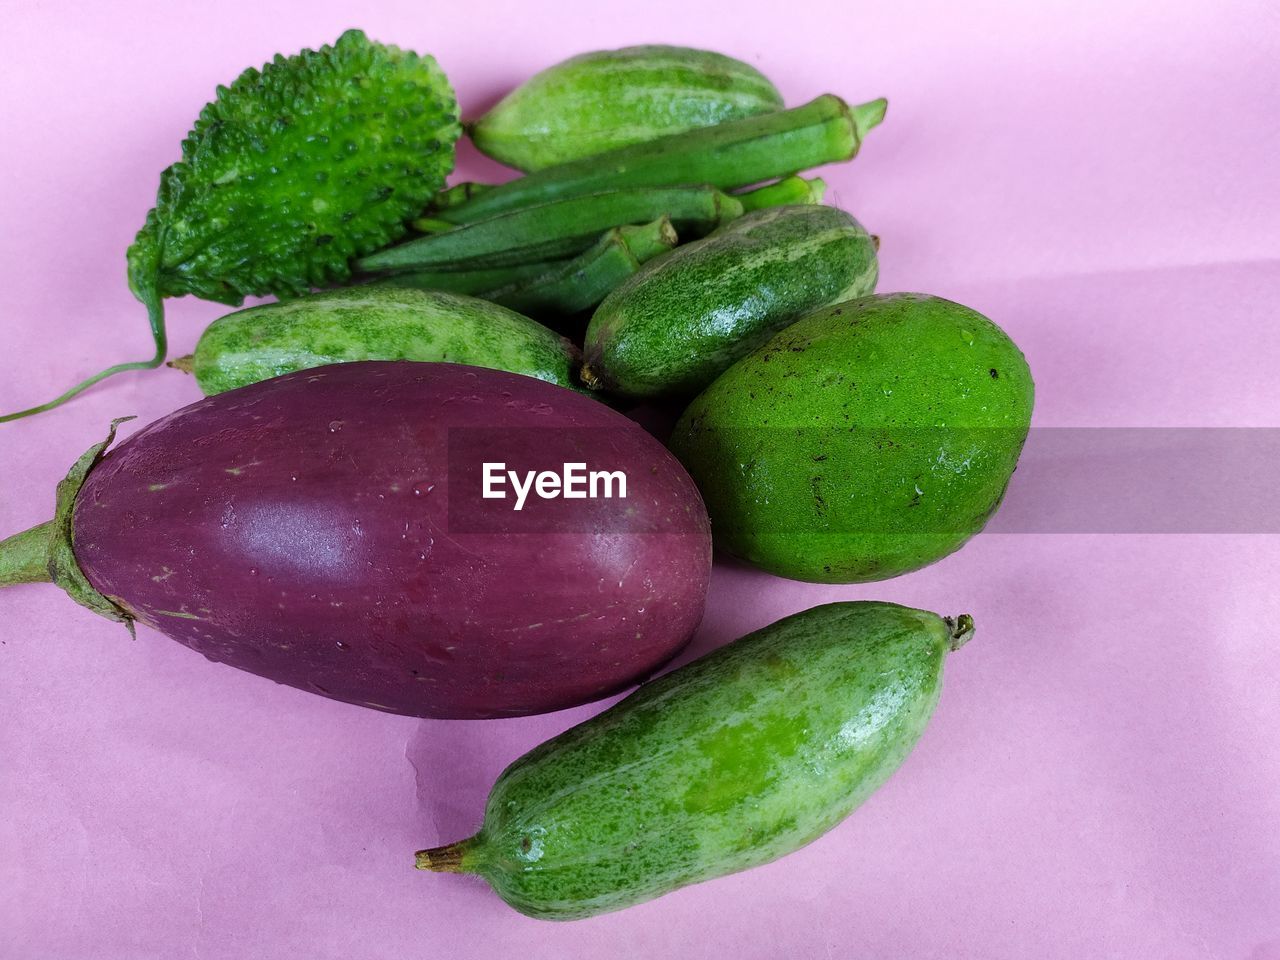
[429,181,495,210]
[372,260,567,297]
[736,175,826,210]
[438,94,886,225]
[490,217,678,318]
[357,185,742,274]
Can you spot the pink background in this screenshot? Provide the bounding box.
[3,1,1278,957]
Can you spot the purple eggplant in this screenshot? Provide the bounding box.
[0,362,712,718]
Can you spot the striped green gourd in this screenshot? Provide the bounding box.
[416,601,972,920]
[173,287,581,394]
[470,45,784,171]
[582,204,878,399]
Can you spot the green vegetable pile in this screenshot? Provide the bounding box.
[3,36,1038,921]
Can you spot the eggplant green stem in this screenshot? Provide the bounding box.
[0,521,54,587]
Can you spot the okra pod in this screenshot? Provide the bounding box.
[491,217,678,318]
[369,260,564,296]
[736,175,826,210]
[437,94,886,225]
[357,186,742,274]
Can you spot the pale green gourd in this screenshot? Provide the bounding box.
[417,601,972,920]
[176,287,581,395]
[471,45,784,171]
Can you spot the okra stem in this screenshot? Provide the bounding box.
[736,176,827,211]
[617,217,680,263]
[358,186,742,274]
[409,216,456,234]
[438,94,886,225]
[428,181,495,211]
[491,217,678,318]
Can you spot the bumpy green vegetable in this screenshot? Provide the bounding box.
[174,287,581,395]
[670,294,1035,582]
[358,186,741,273]
[2,29,459,421]
[416,600,972,920]
[583,205,878,399]
[470,45,784,171]
[438,94,887,225]
[487,218,678,318]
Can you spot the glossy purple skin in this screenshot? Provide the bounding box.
[71,361,712,718]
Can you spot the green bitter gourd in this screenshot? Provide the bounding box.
[3,28,459,421]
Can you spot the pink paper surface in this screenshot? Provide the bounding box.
[2,1,1278,957]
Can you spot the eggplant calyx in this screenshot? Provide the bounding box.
[47,418,137,635]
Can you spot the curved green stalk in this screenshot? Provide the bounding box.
[0,287,166,423]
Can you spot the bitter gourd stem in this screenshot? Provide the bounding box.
[0,288,167,423]
[0,521,54,587]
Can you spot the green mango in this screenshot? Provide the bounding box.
[582,205,878,400]
[669,293,1034,582]
[416,601,972,920]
